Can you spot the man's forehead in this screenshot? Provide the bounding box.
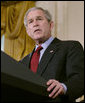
[27,9,44,17]
[27,11,45,21]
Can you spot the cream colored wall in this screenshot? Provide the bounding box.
[36,1,84,47]
[67,1,84,47]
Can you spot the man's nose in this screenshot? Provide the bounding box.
[33,20,39,27]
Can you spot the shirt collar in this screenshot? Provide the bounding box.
[35,36,54,50]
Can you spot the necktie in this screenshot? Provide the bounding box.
[30,46,43,73]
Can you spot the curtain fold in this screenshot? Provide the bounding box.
[1,6,7,37]
[1,1,35,61]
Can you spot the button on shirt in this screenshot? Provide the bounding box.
[35,36,67,94]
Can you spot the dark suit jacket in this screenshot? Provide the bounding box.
[20,38,84,102]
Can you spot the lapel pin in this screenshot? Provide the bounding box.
[50,50,54,53]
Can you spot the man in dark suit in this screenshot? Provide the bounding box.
[21,7,84,102]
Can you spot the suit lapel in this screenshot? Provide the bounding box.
[37,38,61,75]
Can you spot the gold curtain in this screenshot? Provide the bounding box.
[1,6,6,37]
[1,1,35,61]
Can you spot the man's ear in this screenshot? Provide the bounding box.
[26,28,29,34]
[50,21,54,30]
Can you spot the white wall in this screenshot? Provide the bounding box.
[67,1,84,47]
[36,1,84,47]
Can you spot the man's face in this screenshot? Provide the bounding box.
[26,9,53,44]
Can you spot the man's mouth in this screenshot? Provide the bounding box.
[34,29,41,33]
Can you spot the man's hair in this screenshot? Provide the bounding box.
[24,7,52,28]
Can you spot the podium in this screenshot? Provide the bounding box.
[1,51,52,102]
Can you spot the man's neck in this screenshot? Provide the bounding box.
[36,36,52,46]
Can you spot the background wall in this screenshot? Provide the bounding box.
[36,1,84,47]
[67,1,84,47]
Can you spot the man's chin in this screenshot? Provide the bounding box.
[34,37,45,44]
[35,38,42,41]
[34,36,42,40]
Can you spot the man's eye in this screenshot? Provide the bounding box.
[28,20,33,24]
[38,18,42,20]
[37,18,43,20]
[29,21,32,24]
